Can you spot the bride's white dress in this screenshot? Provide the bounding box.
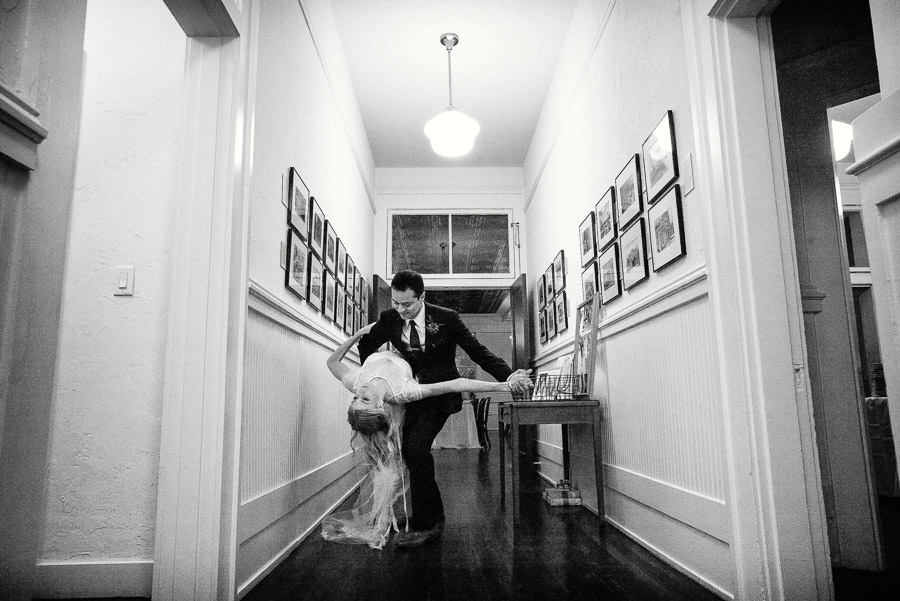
[321,352,419,550]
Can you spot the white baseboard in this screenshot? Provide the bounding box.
[33,559,152,599]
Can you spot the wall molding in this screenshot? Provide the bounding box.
[377,188,525,196]
[238,451,362,543]
[33,559,153,599]
[846,133,900,177]
[523,0,617,212]
[598,265,708,339]
[604,464,730,543]
[236,470,365,599]
[248,279,359,361]
[0,82,47,170]
[296,0,376,214]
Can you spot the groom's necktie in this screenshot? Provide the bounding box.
[408,321,421,351]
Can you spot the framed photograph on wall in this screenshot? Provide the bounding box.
[309,197,325,257]
[307,253,325,310]
[336,239,347,284]
[335,285,346,331]
[555,291,569,334]
[344,299,355,335]
[581,261,598,300]
[353,267,362,303]
[615,154,643,229]
[547,301,558,339]
[356,306,363,333]
[577,298,594,336]
[288,168,309,240]
[643,110,678,204]
[539,309,548,344]
[578,212,597,267]
[285,229,309,300]
[595,186,617,251]
[599,243,621,305]
[538,274,546,308]
[553,250,566,292]
[323,270,336,320]
[620,218,649,290]
[648,185,686,271]
[359,277,368,309]
[544,264,555,299]
[324,221,337,273]
[345,255,356,289]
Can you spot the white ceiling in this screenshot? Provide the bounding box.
[330,0,577,168]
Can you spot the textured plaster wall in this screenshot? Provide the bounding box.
[41,0,185,561]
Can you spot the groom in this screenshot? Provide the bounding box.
[357,270,529,547]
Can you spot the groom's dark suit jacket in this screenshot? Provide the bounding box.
[357,302,513,414]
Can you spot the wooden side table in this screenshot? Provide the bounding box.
[498,400,604,528]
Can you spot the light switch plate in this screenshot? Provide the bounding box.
[280,241,287,269]
[114,266,135,296]
[681,153,695,195]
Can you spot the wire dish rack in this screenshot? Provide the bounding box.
[524,372,588,401]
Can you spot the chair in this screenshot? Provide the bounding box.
[469,396,492,451]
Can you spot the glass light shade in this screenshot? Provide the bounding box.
[424,107,480,157]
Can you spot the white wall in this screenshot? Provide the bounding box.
[41,0,185,571]
[523,0,730,596]
[374,167,526,287]
[237,0,376,594]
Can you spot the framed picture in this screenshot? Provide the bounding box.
[324,221,337,273]
[288,168,309,240]
[577,298,593,335]
[343,299,354,335]
[544,264,555,299]
[307,253,325,310]
[323,270,336,320]
[345,255,356,289]
[353,267,362,303]
[335,285,346,331]
[578,212,597,267]
[555,291,568,333]
[360,308,368,328]
[620,218,649,290]
[539,310,548,344]
[336,239,347,284]
[356,306,363,333]
[309,197,325,257]
[648,185,686,271]
[285,229,309,300]
[359,277,368,309]
[547,301,558,339]
[598,243,621,305]
[538,274,547,308]
[615,154,643,229]
[595,186,617,251]
[553,250,566,292]
[643,110,678,204]
[581,261,598,300]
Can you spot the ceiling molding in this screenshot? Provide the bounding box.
[297,0,377,214]
[523,0,617,212]
[377,188,524,196]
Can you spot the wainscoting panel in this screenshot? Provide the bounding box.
[602,295,726,502]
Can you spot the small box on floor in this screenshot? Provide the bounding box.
[543,479,582,506]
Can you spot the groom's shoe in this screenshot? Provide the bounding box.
[396,521,443,548]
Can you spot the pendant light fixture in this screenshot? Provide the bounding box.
[424,33,480,158]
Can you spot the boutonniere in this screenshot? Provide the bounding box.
[425,316,441,336]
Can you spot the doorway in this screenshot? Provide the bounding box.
[771,0,887,571]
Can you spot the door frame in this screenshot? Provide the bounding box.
[682,0,832,598]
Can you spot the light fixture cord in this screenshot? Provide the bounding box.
[446,46,453,107]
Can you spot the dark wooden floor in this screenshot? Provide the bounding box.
[244,439,723,601]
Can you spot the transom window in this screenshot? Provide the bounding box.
[389,211,512,276]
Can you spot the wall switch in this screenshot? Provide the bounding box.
[681,153,695,195]
[114,266,135,296]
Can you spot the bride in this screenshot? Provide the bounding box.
[323,323,531,549]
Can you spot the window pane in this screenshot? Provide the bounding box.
[392,214,450,274]
[843,211,869,268]
[451,214,510,274]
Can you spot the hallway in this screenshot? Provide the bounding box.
[243,441,721,601]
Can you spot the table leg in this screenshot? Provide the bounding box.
[592,407,605,527]
[499,413,506,504]
[511,408,521,528]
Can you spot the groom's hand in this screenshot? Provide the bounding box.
[507,369,533,394]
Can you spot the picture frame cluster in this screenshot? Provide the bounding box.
[537,250,569,344]
[284,168,368,334]
[578,110,686,307]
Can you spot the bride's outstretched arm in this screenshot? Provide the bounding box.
[413,369,533,400]
[326,323,374,381]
